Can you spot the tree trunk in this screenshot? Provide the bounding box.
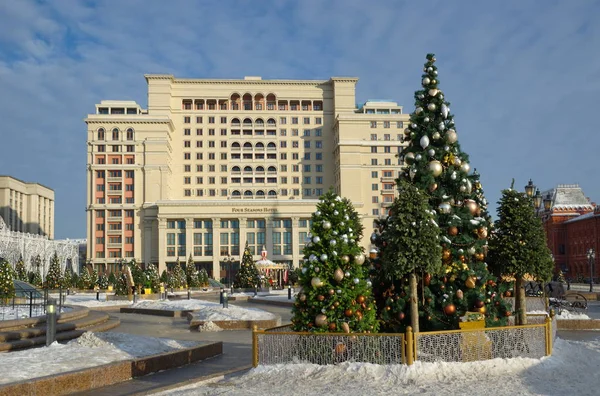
[515,276,527,325]
[409,272,419,333]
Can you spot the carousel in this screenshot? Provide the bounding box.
[255,246,289,289]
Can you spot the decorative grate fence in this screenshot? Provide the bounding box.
[253,314,555,367]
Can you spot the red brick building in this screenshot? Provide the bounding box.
[538,184,597,280]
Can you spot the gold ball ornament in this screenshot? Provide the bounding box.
[328,289,335,295]
[299,294,306,302]
[477,227,488,239]
[344,309,354,317]
[357,295,366,304]
[328,322,337,331]
[341,322,350,333]
[354,254,365,265]
[448,226,458,236]
[429,183,438,192]
[478,306,487,314]
[465,276,476,289]
[333,268,344,283]
[311,277,323,288]
[428,160,443,177]
[442,249,451,261]
[444,304,456,315]
[341,255,350,264]
[464,199,479,216]
[315,314,328,327]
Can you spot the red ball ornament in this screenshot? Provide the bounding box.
[357,295,366,304]
[344,309,354,317]
[443,304,456,315]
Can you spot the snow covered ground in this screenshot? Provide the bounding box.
[132,299,277,321]
[156,337,600,396]
[0,332,200,385]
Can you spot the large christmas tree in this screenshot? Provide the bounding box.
[45,252,64,289]
[291,190,378,333]
[234,242,260,288]
[397,54,510,330]
[0,258,15,299]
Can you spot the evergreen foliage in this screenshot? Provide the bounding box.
[291,190,378,333]
[144,263,161,292]
[69,272,78,289]
[63,269,72,288]
[91,269,99,288]
[234,242,260,288]
[198,268,209,287]
[171,263,186,288]
[45,252,64,289]
[78,267,92,289]
[97,274,109,289]
[391,54,510,330]
[371,179,442,332]
[0,258,15,299]
[115,273,129,295]
[15,255,27,282]
[108,272,117,286]
[185,254,200,288]
[128,260,145,288]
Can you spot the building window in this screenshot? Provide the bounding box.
[371,134,377,141]
[303,117,310,125]
[184,140,191,148]
[396,121,404,128]
[384,121,390,128]
[372,196,379,203]
[196,141,203,148]
[291,117,298,125]
[196,153,203,160]
[372,209,380,216]
[372,183,378,191]
[315,117,322,125]
[184,153,191,160]
[184,117,191,123]
[220,117,227,123]
[371,159,378,165]
[371,146,378,153]
[372,171,378,178]
[384,146,391,153]
[316,153,322,160]
[315,141,322,149]
[196,129,203,136]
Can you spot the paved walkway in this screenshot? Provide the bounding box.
[72,298,293,395]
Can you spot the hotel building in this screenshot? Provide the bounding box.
[0,175,54,238]
[85,75,409,277]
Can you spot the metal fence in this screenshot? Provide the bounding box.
[253,314,555,367]
[1,288,68,321]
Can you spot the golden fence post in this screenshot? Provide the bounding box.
[252,324,259,367]
[544,316,552,356]
[406,326,414,365]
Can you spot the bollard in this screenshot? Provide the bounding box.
[254,285,258,297]
[222,291,228,308]
[96,290,100,301]
[288,284,292,300]
[220,288,224,304]
[29,291,33,318]
[160,285,165,300]
[133,290,137,304]
[187,288,191,300]
[46,298,57,346]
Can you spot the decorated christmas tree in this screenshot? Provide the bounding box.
[91,268,99,288]
[97,274,109,289]
[15,255,27,282]
[115,273,129,295]
[45,252,64,289]
[108,272,117,287]
[185,254,199,288]
[144,263,161,292]
[78,267,92,289]
[488,182,554,325]
[234,242,260,288]
[291,190,378,333]
[128,260,145,290]
[396,54,510,330]
[371,179,442,332]
[63,269,73,288]
[198,268,210,287]
[171,262,186,288]
[0,258,15,299]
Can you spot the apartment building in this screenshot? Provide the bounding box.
[85,75,408,276]
[0,175,54,238]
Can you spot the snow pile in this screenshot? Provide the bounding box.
[62,294,133,307]
[198,321,223,332]
[0,332,202,385]
[133,299,277,321]
[158,338,600,396]
[557,310,591,320]
[0,305,71,320]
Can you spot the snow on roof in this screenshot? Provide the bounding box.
[541,184,594,211]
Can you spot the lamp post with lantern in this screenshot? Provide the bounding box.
[587,248,595,293]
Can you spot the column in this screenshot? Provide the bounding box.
[211,217,221,279]
[143,218,153,266]
[239,217,247,254]
[185,217,194,263]
[265,217,273,258]
[157,218,167,274]
[291,217,300,268]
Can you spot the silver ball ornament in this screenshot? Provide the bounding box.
[422,77,431,85]
[416,107,423,114]
[424,117,430,122]
[427,103,436,111]
[420,135,430,149]
[330,239,337,246]
[315,211,321,216]
[320,254,328,262]
[438,202,452,214]
[334,210,339,216]
[432,132,441,140]
[428,149,435,157]
[344,271,351,278]
[314,267,320,273]
[353,278,360,285]
[312,236,320,243]
[366,280,372,287]
[415,154,422,161]
[323,221,331,230]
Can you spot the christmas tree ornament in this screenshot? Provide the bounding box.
[315,210,321,216]
[341,255,349,264]
[448,226,458,236]
[311,277,323,288]
[422,77,431,85]
[333,231,339,236]
[354,253,365,265]
[328,288,335,295]
[443,304,456,315]
[337,289,342,294]
[428,160,443,176]
[411,123,417,129]
[424,117,430,123]
[446,129,457,143]
[438,202,451,214]
[456,289,464,299]
[441,103,449,119]
[453,157,462,166]
[341,322,350,333]
[450,172,457,180]
[328,323,336,331]
[317,294,325,301]
[356,295,366,304]
[418,94,425,99]
[315,314,328,327]
[415,154,422,161]
[427,103,436,111]
[438,122,445,131]
[468,247,476,255]
[444,145,450,151]
[465,276,476,289]
[353,278,360,284]
[416,106,423,114]
[299,293,306,302]
[334,268,344,282]
[366,280,372,287]
[428,88,438,96]
[431,79,437,84]
[420,135,430,149]
[477,227,488,239]
[460,162,471,174]
[442,249,451,260]
[320,254,328,262]
[344,271,351,278]
[465,199,479,215]
[432,131,441,140]
[429,183,438,192]
[301,267,307,274]
[323,221,331,229]
[344,309,353,317]
[330,239,337,246]
[312,236,320,243]
[460,185,467,192]
[334,210,339,215]
[314,267,320,273]
[427,67,433,72]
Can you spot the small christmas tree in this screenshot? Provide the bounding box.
[45,252,64,289]
[97,274,109,289]
[171,263,186,288]
[488,182,554,325]
[372,179,442,333]
[15,255,27,282]
[198,268,209,287]
[292,190,378,333]
[91,268,99,288]
[144,263,161,292]
[108,272,117,287]
[128,260,145,290]
[234,242,260,288]
[63,269,72,288]
[115,273,129,295]
[0,259,15,299]
[185,254,199,288]
[78,267,92,289]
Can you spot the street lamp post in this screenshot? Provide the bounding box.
[587,248,595,293]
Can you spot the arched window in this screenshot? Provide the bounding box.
[232,190,241,196]
[231,166,241,173]
[256,166,265,173]
[255,118,265,127]
[230,94,241,110]
[243,118,253,126]
[126,128,134,141]
[244,190,253,196]
[267,118,276,126]
[267,142,276,150]
[97,128,105,141]
[255,142,265,150]
[231,142,241,149]
[268,190,277,196]
[112,128,119,141]
[267,166,277,173]
[231,118,241,126]
[243,142,253,150]
[256,190,265,197]
[244,166,253,173]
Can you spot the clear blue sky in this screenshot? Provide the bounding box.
[1,0,599,239]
